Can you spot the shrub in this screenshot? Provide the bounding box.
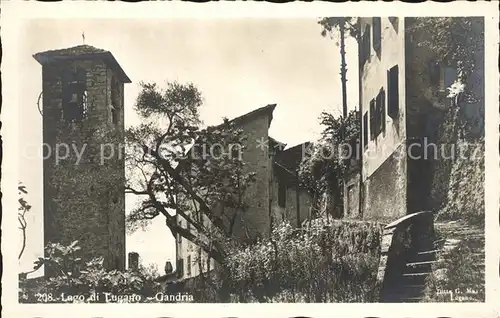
[422,239,484,302]
[437,137,484,225]
[19,241,163,303]
[197,218,383,302]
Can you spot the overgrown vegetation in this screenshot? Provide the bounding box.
[298,110,360,218]
[19,242,170,303]
[18,183,31,260]
[422,225,484,302]
[190,219,383,302]
[436,137,485,225]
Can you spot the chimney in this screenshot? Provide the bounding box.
[164,261,173,275]
[128,252,139,271]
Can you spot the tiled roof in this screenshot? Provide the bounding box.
[34,45,108,57]
[33,45,131,83]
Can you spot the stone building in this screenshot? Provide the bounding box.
[172,104,312,282]
[33,45,130,272]
[344,17,484,221]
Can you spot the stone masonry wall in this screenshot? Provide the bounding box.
[42,59,126,271]
[230,113,272,241]
[270,173,311,228]
[362,142,407,221]
[344,172,361,219]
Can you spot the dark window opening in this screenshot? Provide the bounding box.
[373,17,382,56]
[360,25,371,68]
[110,76,121,126]
[369,99,376,140]
[111,106,118,126]
[230,146,242,160]
[389,17,399,33]
[177,258,184,278]
[278,182,286,208]
[187,255,191,276]
[428,61,442,88]
[62,68,88,122]
[377,89,386,135]
[370,89,386,139]
[363,112,369,148]
[388,65,399,118]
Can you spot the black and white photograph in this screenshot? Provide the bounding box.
[2,1,499,317]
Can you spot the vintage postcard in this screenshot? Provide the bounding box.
[2,1,499,317]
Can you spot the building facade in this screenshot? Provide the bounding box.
[345,17,484,221]
[173,105,312,281]
[33,45,130,271]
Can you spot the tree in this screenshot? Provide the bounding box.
[406,18,485,213]
[407,17,483,97]
[318,18,363,217]
[18,183,31,260]
[318,17,359,121]
[299,110,360,218]
[125,81,257,264]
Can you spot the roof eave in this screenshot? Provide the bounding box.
[32,52,132,84]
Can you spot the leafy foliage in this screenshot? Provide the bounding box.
[407,17,483,84]
[423,237,484,302]
[18,183,31,260]
[19,242,163,303]
[298,110,360,214]
[436,138,484,225]
[192,219,382,302]
[126,81,257,262]
[318,17,359,41]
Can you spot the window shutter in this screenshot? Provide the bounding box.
[381,89,386,133]
[387,65,399,118]
[363,113,368,148]
[177,258,184,278]
[361,25,371,68]
[369,99,376,140]
[375,92,382,137]
[373,18,381,55]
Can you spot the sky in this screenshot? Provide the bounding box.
[18,18,358,274]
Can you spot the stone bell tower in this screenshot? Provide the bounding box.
[33,45,131,272]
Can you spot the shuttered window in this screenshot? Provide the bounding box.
[387,65,399,118]
[369,99,376,140]
[373,17,382,56]
[177,258,184,278]
[360,25,371,68]
[377,89,386,135]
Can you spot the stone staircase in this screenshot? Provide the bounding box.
[379,219,485,303]
[377,211,437,303]
[381,243,438,302]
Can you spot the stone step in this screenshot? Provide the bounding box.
[400,272,429,285]
[402,272,431,277]
[399,297,422,303]
[381,287,424,303]
[417,249,440,255]
[406,260,438,267]
[408,251,438,262]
